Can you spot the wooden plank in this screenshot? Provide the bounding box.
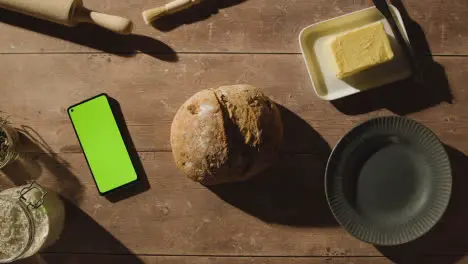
[15,255,395,264]
[0,0,467,54]
[16,254,468,264]
[15,254,468,264]
[0,54,466,154]
[1,152,376,256]
[0,153,378,255]
[2,146,468,256]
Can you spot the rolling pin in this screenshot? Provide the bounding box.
[0,0,133,34]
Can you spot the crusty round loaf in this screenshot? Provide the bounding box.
[170,84,283,185]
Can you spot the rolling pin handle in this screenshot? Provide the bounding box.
[74,7,133,35]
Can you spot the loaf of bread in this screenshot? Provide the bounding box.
[170,84,283,185]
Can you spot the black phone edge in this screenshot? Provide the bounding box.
[67,93,141,196]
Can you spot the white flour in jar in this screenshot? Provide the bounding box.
[0,199,30,261]
[0,186,65,261]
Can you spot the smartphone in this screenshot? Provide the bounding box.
[68,94,138,195]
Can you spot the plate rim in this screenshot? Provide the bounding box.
[325,116,452,245]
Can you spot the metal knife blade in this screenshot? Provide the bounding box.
[372,0,422,83]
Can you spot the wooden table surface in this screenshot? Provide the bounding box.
[1,0,468,263]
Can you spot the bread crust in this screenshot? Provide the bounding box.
[170,89,229,184]
[171,85,283,185]
[214,84,283,179]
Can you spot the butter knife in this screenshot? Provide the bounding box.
[372,0,422,82]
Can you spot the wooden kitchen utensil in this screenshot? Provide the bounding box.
[0,0,133,34]
[142,0,201,25]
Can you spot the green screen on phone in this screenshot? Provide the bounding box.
[68,94,137,194]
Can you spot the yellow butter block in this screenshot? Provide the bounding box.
[330,21,394,79]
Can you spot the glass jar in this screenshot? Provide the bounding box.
[0,124,19,169]
[0,182,65,263]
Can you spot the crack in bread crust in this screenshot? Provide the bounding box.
[171,85,283,185]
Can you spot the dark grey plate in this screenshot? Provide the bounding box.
[326,116,452,245]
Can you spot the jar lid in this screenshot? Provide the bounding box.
[0,196,33,263]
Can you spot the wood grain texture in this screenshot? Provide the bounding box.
[13,255,394,264]
[0,0,467,54]
[2,152,361,256]
[0,54,465,154]
[15,254,468,264]
[1,147,468,257]
[1,0,468,260]
[16,254,468,264]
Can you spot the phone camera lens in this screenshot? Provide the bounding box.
[70,109,74,112]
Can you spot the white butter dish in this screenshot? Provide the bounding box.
[299,5,411,100]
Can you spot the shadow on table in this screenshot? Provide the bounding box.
[0,9,178,62]
[44,199,145,264]
[331,0,453,116]
[20,253,145,264]
[209,104,337,227]
[0,127,144,263]
[376,145,468,264]
[151,0,247,32]
[1,126,84,203]
[22,254,146,264]
[106,97,151,203]
[0,126,143,263]
[1,99,149,203]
